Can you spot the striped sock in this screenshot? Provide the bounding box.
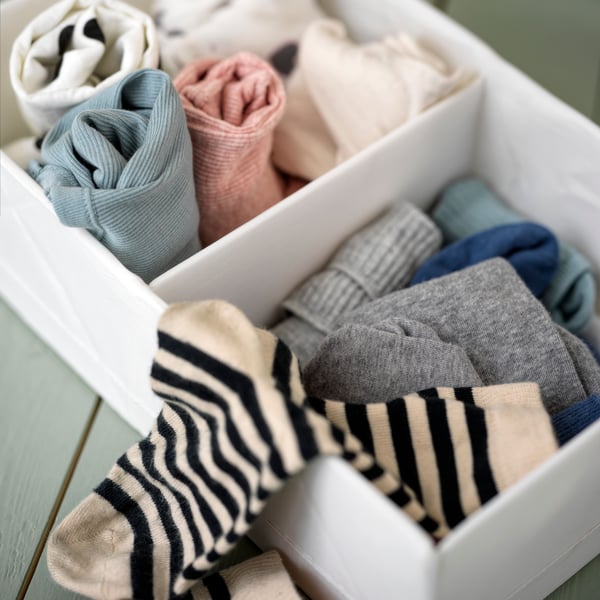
[192,550,300,599]
[47,300,438,599]
[309,382,558,531]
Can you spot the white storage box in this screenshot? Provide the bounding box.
[1,0,599,598]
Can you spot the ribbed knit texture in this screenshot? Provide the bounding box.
[272,18,469,179]
[271,203,442,366]
[28,68,200,283]
[410,222,559,297]
[432,178,596,332]
[191,551,300,600]
[47,300,439,600]
[304,317,483,404]
[174,53,303,246]
[337,259,600,414]
[309,382,557,531]
[551,395,600,446]
[152,0,324,79]
[10,0,159,136]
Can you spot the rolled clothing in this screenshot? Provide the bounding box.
[410,222,559,298]
[303,317,483,404]
[152,0,324,78]
[28,68,200,283]
[271,202,442,366]
[273,18,469,180]
[432,177,596,333]
[174,52,302,246]
[335,259,600,414]
[10,0,159,136]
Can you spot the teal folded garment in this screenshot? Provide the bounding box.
[28,68,200,283]
[432,178,596,333]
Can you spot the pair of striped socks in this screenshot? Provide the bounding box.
[48,300,557,599]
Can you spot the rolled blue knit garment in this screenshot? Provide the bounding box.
[432,178,596,333]
[552,395,600,446]
[410,222,559,297]
[28,68,200,283]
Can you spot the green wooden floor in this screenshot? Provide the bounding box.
[1,1,599,598]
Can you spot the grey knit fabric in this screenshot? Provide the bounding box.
[271,202,442,365]
[303,316,483,403]
[329,258,598,413]
[555,326,600,396]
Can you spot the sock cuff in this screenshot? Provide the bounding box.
[281,203,441,333]
[432,177,521,241]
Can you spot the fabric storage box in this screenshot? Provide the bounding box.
[1,0,599,599]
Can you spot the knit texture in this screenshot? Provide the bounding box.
[272,67,336,180]
[308,382,557,530]
[28,68,200,283]
[10,0,159,136]
[191,551,300,600]
[272,18,469,179]
[271,202,442,366]
[410,222,559,297]
[174,52,302,246]
[337,259,600,414]
[152,0,324,78]
[432,177,596,332]
[304,317,483,404]
[551,395,600,446]
[47,300,438,600]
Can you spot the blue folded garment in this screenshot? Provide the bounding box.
[552,394,600,445]
[28,68,200,282]
[432,177,596,333]
[410,222,559,298]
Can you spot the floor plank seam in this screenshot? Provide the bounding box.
[16,396,103,600]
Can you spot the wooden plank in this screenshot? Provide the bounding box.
[447,0,600,122]
[26,400,140,599]
[547,554,600,600]
[0,298,97,599]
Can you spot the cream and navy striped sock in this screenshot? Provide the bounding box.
[309,382,558,531]
[192,550,300,599]
[47,300,437,599]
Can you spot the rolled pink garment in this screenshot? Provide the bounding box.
[174,52,302,246]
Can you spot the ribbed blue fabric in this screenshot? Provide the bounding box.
[552,394,600,446]
[432,178,596,333]
[410,222,559,298]
[28,68,200,282]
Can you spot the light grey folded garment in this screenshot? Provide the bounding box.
[321,258,598,413]
[303,316,483,403]
[270,202,442,366]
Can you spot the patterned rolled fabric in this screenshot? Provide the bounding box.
[10,0,159,136]
[152,0,324,79]
[28,68,200,283]
[174,52,303,246]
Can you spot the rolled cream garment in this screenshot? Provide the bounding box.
[272,18,469,180]
[174,52,303,246]
[10,0,159,137]
[152,0,325,78]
